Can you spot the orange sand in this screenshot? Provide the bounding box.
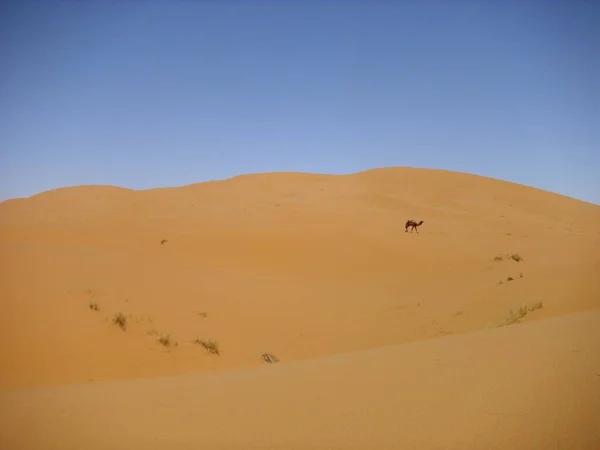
[1,167,599,448]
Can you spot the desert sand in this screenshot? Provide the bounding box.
[1,167,599,448]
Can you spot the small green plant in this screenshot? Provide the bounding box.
[112,312,127,331]
[510,254,523,262]
[89,301,100,311]
[195,338,220,355]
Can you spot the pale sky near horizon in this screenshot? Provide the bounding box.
[1,1,599,204]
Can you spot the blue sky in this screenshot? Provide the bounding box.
[1,1,598,204]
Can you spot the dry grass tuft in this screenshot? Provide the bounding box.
[502,304,529,325]
[194,338,220,355]
[488,300,543,329]
[494,253,523,263]
[261,353,280,363]
[112,312,127,331]
[528,300,543,311]
[158,333,175,347]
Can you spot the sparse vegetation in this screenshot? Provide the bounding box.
[158,333,174,347]
[261,353,279,363]
[507,276,514,282]
[198,312,207,318]
[89,301,100,311]
[112,312,127,330]
[195,338,220,355]
[488,300,543,329]
[160,239,168,245]
[494,253,523,263]
[528,300,543,311]
[505,304,529,325]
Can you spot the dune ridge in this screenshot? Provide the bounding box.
[1,166,599,448]
[1,167,599,391]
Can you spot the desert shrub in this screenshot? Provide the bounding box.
[112,312,127,330]
[158,333,173,347]
[490,300,543,329]
[195,338,220,355]
[528,300,543,311]
[261,353,280,363]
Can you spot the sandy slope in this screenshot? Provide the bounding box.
[1,308,599,449]
[1,167,600,448]
[1,167,599,390]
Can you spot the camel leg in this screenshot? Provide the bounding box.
[415,226,419,234]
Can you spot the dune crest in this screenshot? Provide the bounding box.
[1,167,599,390]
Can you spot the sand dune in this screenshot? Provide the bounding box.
[1,308,599,449]
[0,167,599,447]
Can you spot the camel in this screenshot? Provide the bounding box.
[405,220,424,233]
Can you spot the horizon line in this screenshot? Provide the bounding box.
[2,166,599,207]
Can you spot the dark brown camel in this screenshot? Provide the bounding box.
[405,220,424,233]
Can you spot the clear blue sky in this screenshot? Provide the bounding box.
[1,1,598,204]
